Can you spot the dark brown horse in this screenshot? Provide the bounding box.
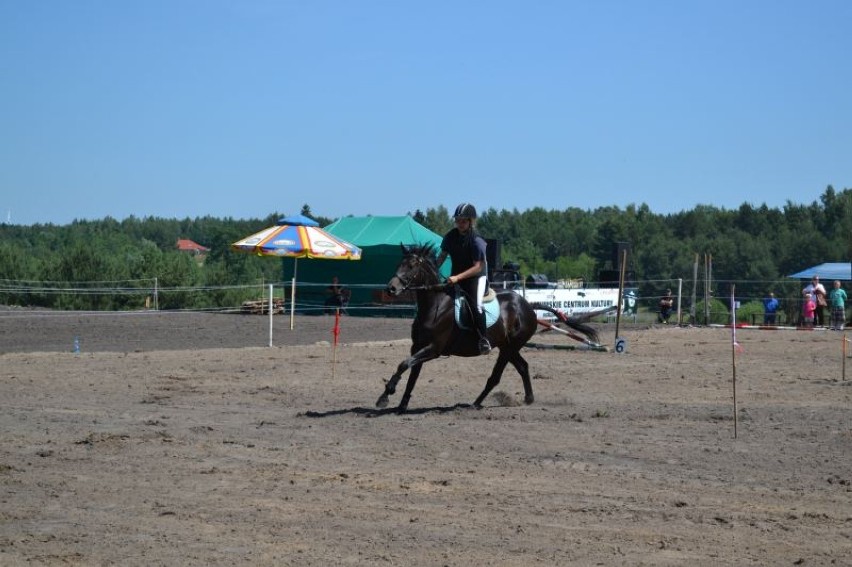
[376,243,600,412]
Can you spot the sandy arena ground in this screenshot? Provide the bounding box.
[1,312,851,566]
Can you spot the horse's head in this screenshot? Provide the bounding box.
[386,243,439,296]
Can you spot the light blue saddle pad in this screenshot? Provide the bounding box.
[454,297,500,330]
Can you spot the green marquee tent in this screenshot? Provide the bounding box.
[282,216,450,314]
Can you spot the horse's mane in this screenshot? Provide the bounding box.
[407,242,438,265]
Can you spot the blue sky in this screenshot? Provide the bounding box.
[2,0,850,226]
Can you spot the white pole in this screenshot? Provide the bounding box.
[676,278,683,325]
[615,249,627,347]
[731,284,738,439]
[154,277,159,311]
[289,258,298,331]
[268,283,274,347]
[704,254,709,324]
[704,253,713,324]
[690,253,698,325]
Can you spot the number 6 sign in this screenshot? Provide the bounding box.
[615,337,627,354]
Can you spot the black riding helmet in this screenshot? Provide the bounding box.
[453,202,477,219]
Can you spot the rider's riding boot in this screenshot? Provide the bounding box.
[477,310,491,354]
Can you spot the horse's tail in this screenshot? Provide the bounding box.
[530,303,601,345]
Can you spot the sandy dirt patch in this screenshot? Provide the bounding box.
[1,316,851,565]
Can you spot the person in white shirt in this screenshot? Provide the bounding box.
[803,276,827,327]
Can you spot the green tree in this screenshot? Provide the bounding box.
[422,206,452,235]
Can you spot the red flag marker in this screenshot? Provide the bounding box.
[333,308,341,346]
[331,308,341,379]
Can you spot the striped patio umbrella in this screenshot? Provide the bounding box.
[232,215,361,327]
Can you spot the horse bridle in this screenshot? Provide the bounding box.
[395,254,443,292]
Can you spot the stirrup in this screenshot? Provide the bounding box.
[478,337,492,354]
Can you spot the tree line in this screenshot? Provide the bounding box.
[1,187,849,316]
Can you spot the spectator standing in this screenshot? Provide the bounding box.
[803,276,828,326]
[325,276,350,314]
[763,292,780,325]
[802,293,816,328]
[658,289,674,324]
[828,280,847,330]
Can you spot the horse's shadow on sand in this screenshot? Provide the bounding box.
[302,403,474,418]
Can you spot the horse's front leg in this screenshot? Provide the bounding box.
[376,345,437,409]
[397,363,423,412]
[375,364,405,408]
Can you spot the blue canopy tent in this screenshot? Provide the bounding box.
[787,262,852,281]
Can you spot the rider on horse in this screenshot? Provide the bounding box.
[435,202,492,355]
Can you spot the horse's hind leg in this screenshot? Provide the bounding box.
[473,352,510,408]
[508,350,534,404]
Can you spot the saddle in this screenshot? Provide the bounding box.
[453,287,499,330]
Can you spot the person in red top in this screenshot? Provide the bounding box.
[802,293,816,328]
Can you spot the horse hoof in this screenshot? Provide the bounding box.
[395,405,408,414]
[376,396,389,408]
[524,395,535,405]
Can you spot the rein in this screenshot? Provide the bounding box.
[405,283,449,292]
